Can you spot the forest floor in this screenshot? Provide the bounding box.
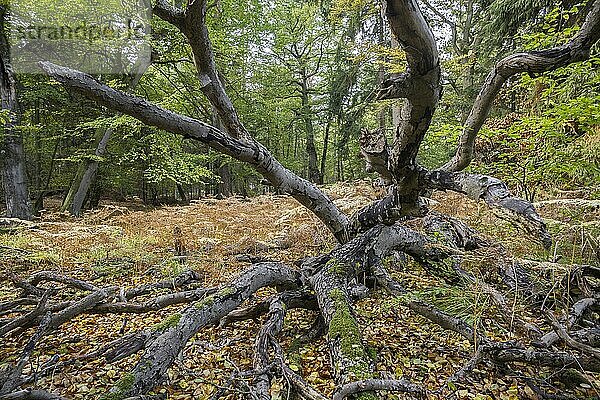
[1,181,599,399]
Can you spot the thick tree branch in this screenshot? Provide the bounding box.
[442,0,600,172]
[376,72,413,100]
[381,0,442,183]
[346,187,424,238]
[0,290,52,337]
[424,170,552,248]
[359,128,392,184]
[27,271,99,292]
[0,313,51,394]
[535,298,597,348]
[546,311,600,359]
[39,62,350,243]
[383,0,438,75]
[253,297,286,399]
[0,389,66,400]
[124,270,202,300]
[333,379,425,400]
[104,263,299,397]
[175,0,249,140]
[152,0,184,27]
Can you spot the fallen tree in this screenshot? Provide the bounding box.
[2,0,600,399]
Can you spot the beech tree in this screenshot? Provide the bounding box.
[0,6,31,220]
[2,1,600,399]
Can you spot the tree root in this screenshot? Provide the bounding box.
[2,216,600,400]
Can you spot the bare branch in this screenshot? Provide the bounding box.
[535,298,597,348]
[27,271,99,292]
[383,0,438,75]
[103,263,299,397]
[0,389,66,400]
[0,313,51,394]
[152,0,184,28]
[0,290,52,337]
[420,0,459,54]
[39,62,350,243]
[378,0,442,199]
[546,311,600,359]
[333,379,425,400]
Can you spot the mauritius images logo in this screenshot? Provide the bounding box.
[9,0,151,74]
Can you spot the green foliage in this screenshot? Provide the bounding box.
[9,0,599,207]
[485,0,553,45]
[418,123,463,169]
[475,92,599,194]
[423,1,600,197]
[475,2,600,195]
[116,129,215,193]
[0,109,10,125]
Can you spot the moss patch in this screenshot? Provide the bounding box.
[195,287,236,310]
[326,258,346,275]
[328,288,363,358]
[217,286,235,297]
[152,313,181,332]
[355,392,378,400]
[328,288,373,381]
[99,373,135,400]
[196,294,215,309]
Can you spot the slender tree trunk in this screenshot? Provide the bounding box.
[301,68,322,184]
[33,101,41,194]
[320,117,331,183]
[141,179,147,204]
[63,63,148,215]
[210,105,233,198]
[34,139,59,211]
[176,183,188,204]
[459,0,475,123]
[378,6,388,131]
[0,8,31,220]
[68,127,112,215]
[61,164,84,212]
[217,162,232,197]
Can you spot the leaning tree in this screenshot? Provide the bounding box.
[2,0,600,399]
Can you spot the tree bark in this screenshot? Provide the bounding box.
[0,7,31,220]
[102,263,299,398]
[67,127,112,215]
[300,68,323,185]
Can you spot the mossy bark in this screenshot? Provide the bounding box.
[310,263,375,392]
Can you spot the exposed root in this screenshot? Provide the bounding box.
[2,215,599,399]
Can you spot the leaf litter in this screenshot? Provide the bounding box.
[1,181,599,399]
